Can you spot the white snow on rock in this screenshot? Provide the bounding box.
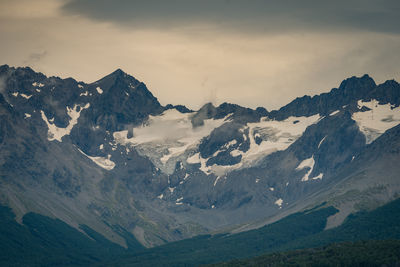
[269,187,274,191]
[113,109,229,174]
[87,154,115,170]
[168,187,175,193]
[78,149,115,170]
[214,176,222,186]
[96,87,103,94]
[296,155,323,181]
[193,114,321,176]
[157,194,164,199]
[230,149,242,157]
[32,82,44,87]
[329,110,340,116]
[20,93,32,99]
[41,103,90,142]
[352,99,400,144]
[11,92,18,97]
[318,136,327,148]
[78,84,84,89]
[187,153,201,164]
[113,110,320,176]
[80,91,89,96]
[312,173,324,180]
[224,114,321,172]
[275,198,283,207]
[24,113,31,119]
[99,144,104,150]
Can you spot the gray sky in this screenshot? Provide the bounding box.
[1,0,400,110]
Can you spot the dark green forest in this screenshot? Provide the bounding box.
[1,198,400,266]
[209,240,400,267]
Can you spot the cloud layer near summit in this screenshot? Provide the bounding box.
[1,0,400,110]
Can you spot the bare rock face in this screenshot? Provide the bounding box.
[1,64,400,248]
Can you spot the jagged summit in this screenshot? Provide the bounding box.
[95,68,140,89]
[269,74,395,120]
[1,64,400,252]
[338,74,376,92]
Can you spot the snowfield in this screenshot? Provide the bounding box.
[41,103,90,142]
[352,100,400,144]
[113,109,230,174]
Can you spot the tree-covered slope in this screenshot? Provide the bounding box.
[209,240,400,267]
[112,198,400,266]
[0,206,143,267]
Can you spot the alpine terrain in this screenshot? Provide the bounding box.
[0,64,400,265]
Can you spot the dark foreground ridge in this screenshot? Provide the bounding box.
[209,240,400,267]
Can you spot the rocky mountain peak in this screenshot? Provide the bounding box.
[338,74,376,95]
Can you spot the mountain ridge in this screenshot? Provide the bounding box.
[0,64,399,249]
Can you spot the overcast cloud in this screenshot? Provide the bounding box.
[1,0,399,110]
[62,0,400,34]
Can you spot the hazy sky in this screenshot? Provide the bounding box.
[1,0,400,110]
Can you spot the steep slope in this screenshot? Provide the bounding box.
[0,205,141,266]
[109,198,400,266]
[0,64,400,248]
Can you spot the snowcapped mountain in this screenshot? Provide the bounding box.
[1,64,399,247]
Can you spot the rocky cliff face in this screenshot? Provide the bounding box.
[1,64,399,247]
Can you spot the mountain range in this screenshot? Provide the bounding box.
[0,64,399,265]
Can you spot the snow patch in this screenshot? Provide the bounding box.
[269,187,274,191]
[32,82,44,87]
[329,110,340,116]
[230,150,242,157]
[296,156,323,181]
[113,109,229,174]
[78,149,115,170]
[168,187,175,193]
[24,113,31,119]
[352,99,400,144]
[11,92,18,97]
[214,176,222,186]
[99,144,104,150]
[78,84,84,89]
[312,173,324,180]
[187,153,200,164]
[80,91,89,96]
[87,154,115,170]
[41,103,90,142]
[96,87,103,94]
[231,114,321,171]
[318,136,327,148]
[275,198,283,207]
[157,194,164,199]
[20,93,32,99]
